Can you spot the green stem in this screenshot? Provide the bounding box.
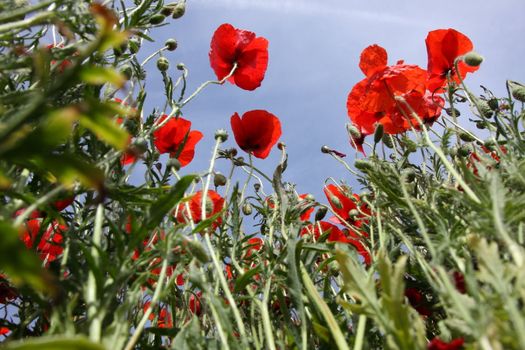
[87,204,104,343]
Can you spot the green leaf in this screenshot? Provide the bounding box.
[233,266,262,292]
[3,336,106,350]
[79,112,128,150]
[80,66,125,88]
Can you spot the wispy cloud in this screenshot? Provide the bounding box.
[190,0,427,27]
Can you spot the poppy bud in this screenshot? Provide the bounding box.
[171,2,186,19]
[227,148,238,157]
[445,107,460,117]
[176,62,185,71]
[160,5,174,16]
[156,57,169,72]
[373,124,384,144]
[165,38,178,51]
[475,121,487,129]
[214,129,228,142]
[303,194,314,202]
[476,99,493,118]
[242,202,253,215]
[120,65,133,80]
[233,156,244,166]
[508,80,525,102]
[214,173,227,187]
[346,123,362,139]
[458,132,475,142]
[463,51,483,67]
[155,162,162,171]
[129,38,140,54]
[488,98,499,111]
[401,168,416,182]
[348,209,359,218]
[185,240,210,263]
[457,144,472,157]
[253,183,261,192]
[403,139,417,153]
[321,145,331,154]
[149,14,166,25]
[315,207,327,221]
[483,138,496,149]
[448,146,458,157]
[133,137,148,153]
[277,141,286,150]
[329,196,343,209]
[354,159,374,172]
[167,158,181,171]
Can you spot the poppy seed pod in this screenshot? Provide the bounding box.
[166,158,181,171]
[508,81,525,102]
[315,207,328,221]
[213,173,227,187]
[277,141,286,150]
[463,51,483,67]
[165,38,178,51]
[156,57,169,72]
[214,129,228,142]
[253,183,261,192]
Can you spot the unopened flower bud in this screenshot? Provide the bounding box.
[129,38,140,54]
[457,144,472,157]
[354,159,374,172]
[167,157,181,171]
[277,141,286,150]
[445,107,460,117]
[155,162,162,171]
[185,239,210,263]
[508,80,525,103]
[253,183,261,192]
[463,51,483,67]
[156,57,169,72]
[228,148,238,157]
[321,145,331,154]
[476,99,493,118]
[242,202,253,215]
[382,134,394,149]
[488,98,499,111]
[346,124,362,139]
[149,14,166,25]
[475,121,487,129]
[214,173,227,187]
[373,123,384,144]
[171,2,186,19]
[165,38,178,51]
[348,209,359,218]
[120,65,133,80]
[329,196,343,209]
[401,168,416,182]
[214,129,228,142]
[133,137,148,153]
[161,5,174,16]
[458,132,476,142]
[315,207,328,221]
[176,62,185,70]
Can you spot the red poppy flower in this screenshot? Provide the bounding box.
[298,194,315,221]
[244,237,263,258]
[0,327,10,336]
[21,219,66,264]
[426,28,479,93]
[428,337,464,350]
[405,288,432,317]
[47,44,73,73]
[347,45,429,135]
[323,184,365,223]
[0,275,16,304]
[176,190,225,228]
[453,271,466,294]
[300,222,371,265]
[153,115,203,167]
[231,110,281,159]
[144,302,173,328]
[114,99,140,165]
[209,23,269,91]
[189,291,202,315]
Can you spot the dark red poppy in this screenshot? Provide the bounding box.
[144,302,173,328]
[21,219,66,264]
[428,337,464,350]
[231,110,281,159]
[347,45,432,135]
[209,23,269,91]
[426,28,479,93]
[189,291,202,315]
[453,271,466,294]
[53,197,75,211]
[176,190,225,228]
[153,115,203,167]
[405,288,432,317]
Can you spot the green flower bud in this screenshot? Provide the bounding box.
[457,144,472,157]
[329,196,343,209]
[156,57,169,72]
[133,137,148,153]
[120,65,133,80]
[149,14,166,25]
[445,107,460,117]
[488,98,499,111]
[458,131,476,142]
[348,209,359,218]
[214,129,228,142]
[171,2,186,19]
[321,145,331,154]
[373,123,384,144]
[346,123,362,139]
[167,157,181,171]
[185,239,210,263]
[129,38,140,54]
[382,134,394,149]
[475,121,487,129]
[161,6,174,16]
[253,183,261,192]
[354,159,374,172]
[315,207,328,221]
[476,99,493,118]
[165,38,178,51]
[242,202,253,216]
[401,168,416,182]
[463,51,483,67]
[508,80,525,102]
[214,173,227,187]
[176,62,185,70]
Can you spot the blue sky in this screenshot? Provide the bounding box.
[139,0,525,201]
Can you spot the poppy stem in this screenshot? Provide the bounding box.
[13,185,65,227]
[240,154,254,201]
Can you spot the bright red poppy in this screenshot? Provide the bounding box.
[143,301,173,328]
[209,23,269,91]
[153,115,203,167]
[231,110,281,159]
[323,184,369,224]
[428,337,464,350]
[21,219,66,264]
[347,45,430,135]
[0,327,10,336]
[176,190,225,228]
[298,194,315,222]
[244,237,263,258]
[426,28,479,93]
